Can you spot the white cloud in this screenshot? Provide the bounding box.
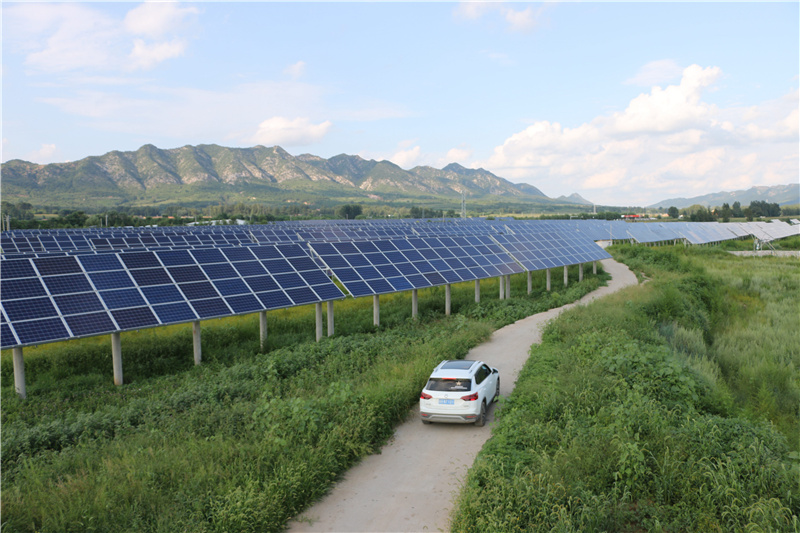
[251,117,332,146]
[446,147,473,164]
[477,64,799,206]
[453,2,543,33]
[390,145,422,168]
[625,59,684,87]
[284,61,307,80]
[5,2,197,73]
[22,143,59,164]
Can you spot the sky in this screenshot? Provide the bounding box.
[2,2,798,207]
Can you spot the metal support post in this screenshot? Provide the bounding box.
[192,320,202,365]
[259,311,267,351]
[373,294,380,326]
[445,284,451,316]
[546,269,551,291]
[13,347,26,399]
[315,302,323,341]
[527,271,532,294]
[564,265,569,287]
[412,289,418,319]
[327,300,334,337]
[112,332,123,386]
[475,279,480,303]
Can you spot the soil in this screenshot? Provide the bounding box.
[287,258,638,533]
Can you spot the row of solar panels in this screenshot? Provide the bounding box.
[4,218,797,255]
[1,232,611,349]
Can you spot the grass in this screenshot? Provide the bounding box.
[450,245,799,532]
[1,265,608,532]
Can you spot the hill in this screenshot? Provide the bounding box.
[1,144,572,210]
[649,184,799,209]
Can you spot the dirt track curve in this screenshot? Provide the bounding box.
[287,258,638,533]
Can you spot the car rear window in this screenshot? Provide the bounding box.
[425,378,472,392]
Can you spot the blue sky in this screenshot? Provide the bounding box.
[3,2,798,206]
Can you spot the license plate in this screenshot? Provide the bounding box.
[439,399,454,405]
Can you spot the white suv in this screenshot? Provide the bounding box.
[419,360,500,426]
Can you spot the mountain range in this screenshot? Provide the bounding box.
[1,144,578,210]
[649,184,799,209]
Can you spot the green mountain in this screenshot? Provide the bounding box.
[1,144,571,210]
[649,184,800,209]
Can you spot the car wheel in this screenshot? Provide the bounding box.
[474,401,486,427]
[493,378,500,403]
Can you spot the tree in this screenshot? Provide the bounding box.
[732,201,743,218]
[668,206,680,219]
[336,204,362,220]
[720,203,732,223]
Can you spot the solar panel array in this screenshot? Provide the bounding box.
[1,244,345,348]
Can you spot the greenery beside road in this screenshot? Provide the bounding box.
[451,245,799,532]
[1,268,606,532]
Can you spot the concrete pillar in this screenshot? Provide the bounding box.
[13,347,25,400]
[579,263,584,282]
[564,265,569,287]
[192,320,201,365]
[527,271,532,294]
[505,275,511,298]
[315,302,323,341]
[475,279,480,303]
[112,332,123,386]
[259,311,267,351]
[373,294,380,326]
[445,284,451,316]
[412,289,418,319]
[327,300,334,337]
[593,261,597,275]
[546,269,551,291]
[499,276,504,300]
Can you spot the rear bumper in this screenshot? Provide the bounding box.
[420,409,479,424]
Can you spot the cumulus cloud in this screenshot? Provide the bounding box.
[284,61,307,80]
[477,64,798,206]
[390,145,422,168]
[625,59,684,87]
[23,143,60,164]
[251,117,332,146]
[453,2,543,33]
[5,2,197,72]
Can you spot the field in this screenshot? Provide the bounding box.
[452,246,799,531]
[1,267,606,532]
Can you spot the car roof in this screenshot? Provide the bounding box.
[428,360,481,379]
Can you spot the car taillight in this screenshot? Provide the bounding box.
[420,392,432,400]
[461,392,479,401]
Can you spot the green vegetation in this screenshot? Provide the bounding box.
[451,245,799,532]
[1,267,607,532]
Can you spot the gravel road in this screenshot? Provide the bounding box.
[287,258,638,533]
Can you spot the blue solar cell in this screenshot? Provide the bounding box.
[33,256,83,276]
[440,270,462,284]
[221,247,256,262]
[1,323,17,348]
[395,262,419,276]
[424,272,446,286]
[286,287,318,305]
[213,278,250,296]
[199,263,238,280]
[156,250,195,266]
[2,278,48,299]
[355,266,380,280]
[152,302,197,323]
[112,307,159,329]
[225,294,263,314]
[190,249,226,264]
[383,251,406,263]
[331,267,360,282]
[405,274,431,288]
[344,280,372,297]
[375,264,402,278]
[3,297,58,321]
[483,265,502,277]
[262,259,294,273]
[179,282,219,300]
[413,261,435,274]
[418,249,440,261]
[188,298,230,318]
[366,279,393,294]
[273,272,305,289]
[373,241,398,252]
[353,241,380,254]
[345,254,371,267]
[100,288,146,309]
[140,285,185,304]
[168,266,207,283]
[119,252,160,269]
[299,270,331,286]
[89,271,135,290]
[277,244,306,258]
[257,291,293,310]
[287,257,317,271]
[250,246,284,260]
[244,275,279,292]
[0,259,36,279]
[42,274,93,295]
[333,242,359,255]
[65,312,116,337]
[312,284,344,300]
[386,277,412,291]
[363,253,389,266]
[320,255,349,269]
[232,261,267,277]
[54,293,105,315]
[13,317,70,345]
[309,242,337,255]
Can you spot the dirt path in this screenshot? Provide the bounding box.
[287,258,638,533]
